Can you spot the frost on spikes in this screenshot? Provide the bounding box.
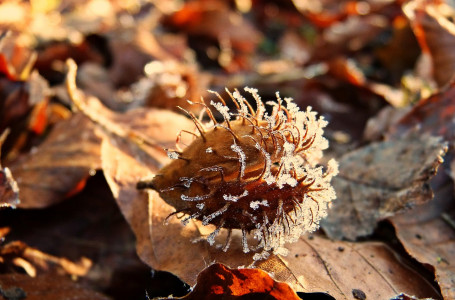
[140,87,338,258]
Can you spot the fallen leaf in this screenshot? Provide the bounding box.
[321,134,447,240]
[404,0,455,87]
[0,172,152,299]
[116,182,440,300]
[386,81,455,185]
[164,0,261,53]
[389,170,455,300]
[8,113,103,208]
[256,234,441,299]
[0,273,110,300]
[168,263,301,300]
[95,104,197,273]
[387,81,455,144]
[311,14,388,61]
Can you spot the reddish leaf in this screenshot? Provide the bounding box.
[404,0,455,87]
[165,0,261,53]
[172,263,301,300]
[387,81,455,143]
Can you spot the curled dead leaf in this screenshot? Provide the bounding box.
[7,113,102,208]
[321,134,447,240]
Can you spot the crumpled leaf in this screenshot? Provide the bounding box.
[7,113,103,208]
[0,273,110,300]
[389,170,455,300]
[404,0,455,87]
[386,80,455,185]
[95,105,196,274]
[167,263,300,300]
[321,134,447,240]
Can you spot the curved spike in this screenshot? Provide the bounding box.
[177,106,207,141]
[225,88,241,111]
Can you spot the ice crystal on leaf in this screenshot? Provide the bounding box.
[140,87,338,258]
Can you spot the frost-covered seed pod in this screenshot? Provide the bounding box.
[139,87,338,257]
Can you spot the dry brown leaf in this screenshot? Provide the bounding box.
[404,0,455,87]
[0,240,91,278]
[8,113,103,208]
[390,178,455,300]
[386,81,455,189]
[321,134,447,240]
[258,234,441,299]
[168,263,301,300]
[98,106,196,270]
[311,14,388,61]
[0,273,110,300]
[164,0,261,53]
[386,81,455,144]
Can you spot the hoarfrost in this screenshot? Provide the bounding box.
[245,87,265,119]
[181,193,212,202]
[242,229,249,253]
[202,204,230,225]
[230,142,246,178]
[223,190,248,202]
[253,250,270,261]
[166,150,179,160]
[179,177,194,188]
[250,199,269,210]
[210,100,231,122]
[232,89,249,116]
[207,226,222,246]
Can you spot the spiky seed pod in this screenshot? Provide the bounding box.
[140,87,338,258]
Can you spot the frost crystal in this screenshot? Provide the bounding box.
[223,190,248,202]
[210,100,231,121]
[250,200,269,210]
[230,142,246,178]
[166,150,179,160]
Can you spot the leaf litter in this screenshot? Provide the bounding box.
[1,0,455,299]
